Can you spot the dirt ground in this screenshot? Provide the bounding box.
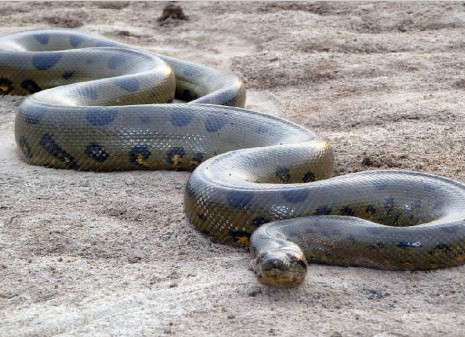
[1,2,465,336]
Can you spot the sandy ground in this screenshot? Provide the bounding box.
[1,1,465,336]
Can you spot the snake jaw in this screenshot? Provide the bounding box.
[251,248,308,288]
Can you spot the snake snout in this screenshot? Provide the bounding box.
[252,250,307,288]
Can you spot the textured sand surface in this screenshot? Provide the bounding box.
[1,2,465,336]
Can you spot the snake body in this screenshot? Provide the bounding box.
[2,29,465,287]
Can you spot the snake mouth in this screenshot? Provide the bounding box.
[252,251,308,288]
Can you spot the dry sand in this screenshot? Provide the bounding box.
[1,2,465,336]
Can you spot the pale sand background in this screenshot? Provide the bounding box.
[1,2,465,336]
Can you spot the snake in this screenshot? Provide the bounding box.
[2,29,465,288]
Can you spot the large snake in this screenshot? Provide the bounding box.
[2,29,465,287]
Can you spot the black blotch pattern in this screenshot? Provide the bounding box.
[39,133,79,169]
[282,190,309,203]
[433,244,452,253]
[107,54,130,69]
[170,108,193,127]
[183,67,200,77]
[218,90,237,106]
[23,105,47,124]
[0,78,14,95]
[166,147,185,165]
[130,144,151,168]
[191,152,204,165]
[32,53,63,71]
[373,180,388,191]
[339,206,356,216]
[314,205,332,215]
[33,33,50,44]
[69,35,85,48]
[85,142,110,162]
[440,224,460,234]
[205,115,228,132]
[79,86,98,100]
[112,78,140,92]
[365,204,376,214]
[21,79,42,94]
[226,190,254,209]
[252,216,269,226]
[86,108,118,126]
[18,136,32,159]
[302,171,316,183]
[62,71,75,80]
[397,241,423,249]
[275,166,291,183]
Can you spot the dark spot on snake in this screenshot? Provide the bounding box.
[434,244,452,253]
[18,136,32,159]
[373,180,388,191]
[183,66,200,77]
[130,144,151,168]
[252,216,269,226]
[62,71,75,80]
[192,152,204,164]
[205,115,228,132]
[69,35,85,48]
[95,41,118,48]
[86,107,118,126]
[439,224,460,234]
[275,166,291,183]
[302,171,316,183]
[397,241,423,249]
[314,205,332,215]
[33,33,50,44]
[282,190,309,203]
[112,78,140,92]
[365,204,376,214]
[0,77,14,95]
[226,190,254,209]
[166,146,185,165]
[78,86,98,100]
[339,206,356,216]
[23,105,46,124]
[39,133,79,169]
[167,95,174,103]
[218,90,237,106]
[21,79,42,94]
[170,108,193,127]
[107,54,130,69]
[32,52,63,71]
[255,125,269,135]
[139,115,150,124]
[85,142,110,162]
[423,183,438,193]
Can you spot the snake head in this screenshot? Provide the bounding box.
[251,247,307,288]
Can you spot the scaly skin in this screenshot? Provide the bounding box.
[2,29,465,288]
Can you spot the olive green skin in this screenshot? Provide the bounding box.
[2,29,465,288]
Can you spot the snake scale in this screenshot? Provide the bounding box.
[2,29,465,287]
